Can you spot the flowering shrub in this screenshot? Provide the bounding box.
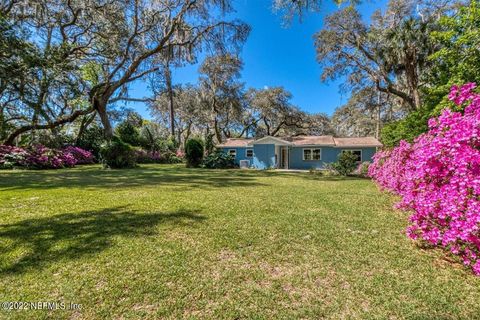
[369,83,480,275]
[24,145,77,169]
[0,145,29,169]
[135,149,164,163]
[355,161,371,177]
[1,145,94,169]
[63,146,95,164]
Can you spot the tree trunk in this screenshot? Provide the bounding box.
[165,64,175,140]
[75,113,96,144]
[214,118,222,143]
[376,92,381,139]
[95,99,113,140]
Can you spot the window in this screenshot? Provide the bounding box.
[228,149,237,158]
[303,148,321,161]
[246,149,253,157]
[342,150,362,162]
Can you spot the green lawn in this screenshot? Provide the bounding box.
[1,164,479,319]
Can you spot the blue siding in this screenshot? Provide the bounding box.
[220,145,377,170]
[289,146,377,170]
[219,147,254,166]
[252,144,276,169]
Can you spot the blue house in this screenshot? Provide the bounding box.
[217,135,382,170]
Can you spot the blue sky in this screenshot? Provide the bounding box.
[128,0,388,119]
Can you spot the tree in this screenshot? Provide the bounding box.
[86,0,249,139]
[426,0,480,112]
[332,88,403,137]
[2,0,250,143]
[150,83,209,148]
[272,0,358,22]
[314,1,448,111]
[1,1,96,145]
[245,87,331,137]
[199,54,244,143]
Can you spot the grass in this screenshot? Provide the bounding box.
[0,164,479,319]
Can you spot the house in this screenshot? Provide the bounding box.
[217,135,382,170]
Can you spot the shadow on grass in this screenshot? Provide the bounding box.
[0,165,371,191]
[0,165,269,191]
[0,206,206,275]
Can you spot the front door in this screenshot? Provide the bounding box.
[281,147,288,169]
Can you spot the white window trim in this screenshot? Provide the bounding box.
[342,149,362,162]
[245,148,254,158]
[228,149,237,158]
[302,148,322,161]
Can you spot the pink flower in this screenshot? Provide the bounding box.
[370,83,480,276]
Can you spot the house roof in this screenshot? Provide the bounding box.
[251,136,292,146]
[217,138,254,148]
[217,136,382,148]
[333,137,383,148]
[287,135,336,146]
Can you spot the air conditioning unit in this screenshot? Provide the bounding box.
[239,160,250,169]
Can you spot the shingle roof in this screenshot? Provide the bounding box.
[287,135,336,146]
[333,137,383,147]
[217,138,254,147]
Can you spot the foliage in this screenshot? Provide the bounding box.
[356,161,370,177]
[63,146,95,165]
[380,108,430,148]
[314,2,444,111]
[0,145,80,169]
[99,137,137,169]
[116,121,141,147]
[426,0,480,112]
[202,150,235,169]
[369,83,480,276]
[76,125,106,159]
[331,151,358,176]
[185,138,204,168]
[134,149,183,164]
[134,149,163,164]
[204,133,216,156]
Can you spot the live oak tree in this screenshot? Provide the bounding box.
[84,0,249,139]
[199,54,244,143]
[246,87,333,137]
[1,0,249,144]
[1,1,97,145]
[314,0,453,111]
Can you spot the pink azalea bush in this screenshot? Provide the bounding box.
[369,83,480,275]
[0,145,94,169]
[63,146,95,164]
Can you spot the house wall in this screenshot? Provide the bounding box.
[220,145,377,170]
[289,146,377,170]
[219,147,254,166]
[252,144,276,169]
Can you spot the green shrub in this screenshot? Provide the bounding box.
[202,150,235,169]
[99,136,137,169]
[76,125,106,159]
[381,109,430,148]
[331,151,358,176]
[185,138,204,167]
[116,121,141,146]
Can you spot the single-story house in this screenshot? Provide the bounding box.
[217,135,382,170]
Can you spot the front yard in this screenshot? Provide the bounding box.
[1,164,479,319]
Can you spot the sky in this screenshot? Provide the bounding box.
[128,0,389,119]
